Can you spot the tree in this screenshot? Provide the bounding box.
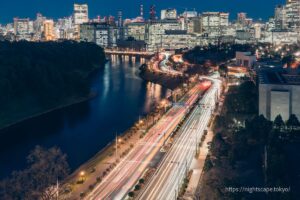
[134,184,141,191]
[211,133,229,158]
[0,146,70,200]
[281,55,295,67]
[139,178,145,184]
[218,64,228,77]
[0,41,106,128]
[245,115,273,143]
[273,115,285,130]
[128,191,135,198]
[203,155,213,172]
[286,114,300,130]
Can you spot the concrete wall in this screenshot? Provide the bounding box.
[270,90,290,120]
[259,83,300,121]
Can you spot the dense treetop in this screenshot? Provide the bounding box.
[0,41,105,128]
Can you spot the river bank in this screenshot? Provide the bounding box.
[60,59,184,199]
[60,95,172,199]
[139,64,186,90]
[0,41,106,131]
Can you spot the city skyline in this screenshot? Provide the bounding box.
[1,0,284,23]
[0,0,300,199]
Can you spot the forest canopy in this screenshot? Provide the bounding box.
[0,41,106,128]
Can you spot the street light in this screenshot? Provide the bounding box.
[79,171,85,182]
[161,99,168,113]
[115,134,122,160]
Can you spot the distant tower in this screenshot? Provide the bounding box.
[150,5,156,21]
[103,16,108,23]
[140,4,144,18]
[109,16,115,25]
[118,11,123,27]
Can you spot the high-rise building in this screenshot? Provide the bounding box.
[200,12,229,38]
[285,0,300,30]
[118,11,123,27]
[13,17,32,41]
[145,19,181,51]
[74,4,89,25]
[127,22,146,40]
[73,4,89,39]
[80,22,118,47]
[253,23,262,39]
[274,5,287,29]
[237,12,247,24]
[161,9,177,20]
[43,20,55,41]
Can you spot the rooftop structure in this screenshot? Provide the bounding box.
[259,67,300,121]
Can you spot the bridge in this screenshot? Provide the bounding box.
[105,49,155,57]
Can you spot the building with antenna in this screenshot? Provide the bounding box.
[140,4,144,19]
[150,5,156,21]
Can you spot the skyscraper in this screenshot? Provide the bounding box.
[13,17,31,41]
[43,20,55,41]
[285,0,300,29]
[74,4,89,25]
[73,4,89,39]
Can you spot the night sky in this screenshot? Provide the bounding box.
[0,0,284,24]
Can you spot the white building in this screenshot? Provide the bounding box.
[200,12,229,38]
[262,30,299,45]
[13,18,32,41]
[275,5,288,29]
[236,52,256,68]
[160,30,198,50]
[286,0,300,30]
[259,68,300,121]
[74,3,88,39]
[145,19,181,51]
[253,23,262,39]
[161,9,177,20]
[74,4,89,25]
[127,22,145,40]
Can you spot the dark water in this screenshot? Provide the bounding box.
[0,55,170,179]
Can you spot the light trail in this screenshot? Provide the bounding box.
[85,83,204,200]
[138,75,221,200]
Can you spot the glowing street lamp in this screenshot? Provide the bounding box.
[79,171,85,182]
[161,99,168,112]
[115,134,122,160]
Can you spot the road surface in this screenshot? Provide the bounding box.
[138,76,221,200]
[85,84,204,200]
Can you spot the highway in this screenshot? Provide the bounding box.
[85,83,205,200]
[159,52,182,76]
[138,75,221,200]
[148,52,182,76]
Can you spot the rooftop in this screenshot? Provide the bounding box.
[259,68,300,85]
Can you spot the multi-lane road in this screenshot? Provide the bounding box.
[138,75,221,200]
[85,83,205,200]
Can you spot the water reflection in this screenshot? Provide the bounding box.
[0,55,169,179]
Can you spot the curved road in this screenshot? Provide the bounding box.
[85,85,204,200]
